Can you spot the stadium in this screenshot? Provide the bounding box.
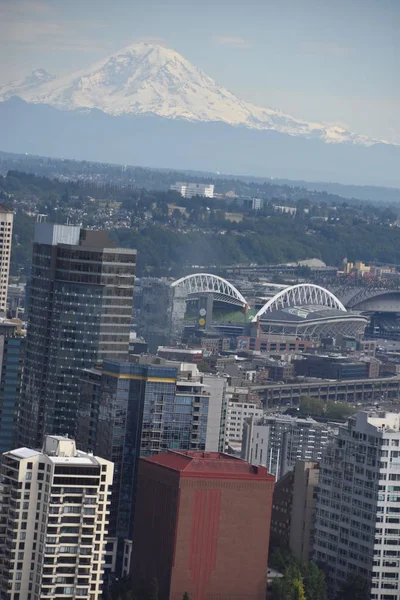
[169,276,368,344]
[170,274,252,343]
[252,283,369,340]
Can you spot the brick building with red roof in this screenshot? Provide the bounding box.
[130,451,275,600]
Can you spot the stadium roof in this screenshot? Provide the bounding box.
[262,305,364,323]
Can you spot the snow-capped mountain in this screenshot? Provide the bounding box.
[0,69,57,102]
[0,44,383,147]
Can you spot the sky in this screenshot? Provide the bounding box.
[0,0,399,143]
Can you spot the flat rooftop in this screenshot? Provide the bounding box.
[142,450,274,481]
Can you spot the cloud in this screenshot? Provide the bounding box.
[299,41,353,57]
[213,35,251,48]
[0,0,105,52]
[0,0,50,17]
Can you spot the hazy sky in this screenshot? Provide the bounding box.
[1,0,399,143]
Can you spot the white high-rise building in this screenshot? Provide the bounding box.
[314,412,400,600]
[0,205,14,315]
[241,414,331,480]
[0,435,113,600]
[225,388,263,448]
[170,182,214,198]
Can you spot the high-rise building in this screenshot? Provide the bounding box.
[225,388,263,448]
[0,435,113,600]
[0,319,25,454]
[0,205,13,316]
[133,277,174,353]
[313,411,400,600]
[18,223,136,448]
[289,460,320,562]
[269,469,294,549]
[270,460,320,562]
[202,373,227,453]
[77,359,224,570]
[242,414,331,480]
[130,450,274,600]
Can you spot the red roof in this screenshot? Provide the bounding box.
[141,451,274,481]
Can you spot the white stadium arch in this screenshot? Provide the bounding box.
[171,273,248,308]
[253,283,346,322]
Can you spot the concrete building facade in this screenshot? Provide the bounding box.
[242,414,330,480]
[0,435,113,600]
[270,470,294,549]
[270,460,320,561]
[314,411,400,599]
[130,450,274,600]
[0,205,13,315]
[225,389,263,448]
[289,460,320,561]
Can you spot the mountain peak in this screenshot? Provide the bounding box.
[0,44,386,147]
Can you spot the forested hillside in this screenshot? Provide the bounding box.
[1,170,400,278]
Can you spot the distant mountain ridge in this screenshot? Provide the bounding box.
[0,43,389,147]
[1,149,399,203]
[1,97,399,187]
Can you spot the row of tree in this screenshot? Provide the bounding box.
[270,549,326,600]
[270,548,370,600]
[299,395,356,421]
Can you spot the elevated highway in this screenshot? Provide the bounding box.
[251,375,400,409]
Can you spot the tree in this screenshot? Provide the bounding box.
[299,395,324,417]
[325,401,355,421]
[292,578,307,600]
[269,548,326,600]
[271,565,307,600]
[182,594,191,600]
[303,561,326,600]
[337,573,370,600]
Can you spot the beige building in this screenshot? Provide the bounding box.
[0,435,113,600]
[225,387,263,449]
[0,205,13,315]
[289,460,320,561]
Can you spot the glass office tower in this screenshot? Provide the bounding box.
[77,359,210,565]
[18,224,136,448]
